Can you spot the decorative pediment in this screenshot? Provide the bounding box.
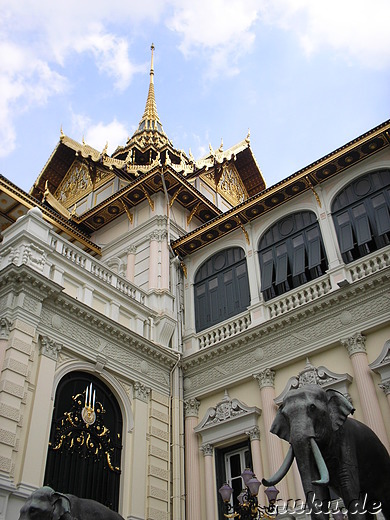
[275,358,353,405]
[194,390,261,446]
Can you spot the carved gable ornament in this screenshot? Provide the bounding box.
[194,390,261,446]
[55,160,113,209]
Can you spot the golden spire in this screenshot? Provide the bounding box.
[136,43,165,135]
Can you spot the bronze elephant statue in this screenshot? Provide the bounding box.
[263,385,390,520]
[19,486,124,520]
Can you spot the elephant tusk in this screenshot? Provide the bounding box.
[262,445,294,486]
[310,437,329,485]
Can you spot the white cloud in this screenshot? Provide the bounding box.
[70,111,128,155]
[167,0,259,78]
[260,0,390,68]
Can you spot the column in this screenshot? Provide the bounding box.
[254,369,289,500]
[21,336,61,485]
[129,382,150,520]
[184,398,201,520]
[342,333,390,451]
[246,426,266,505]
[149,232,159,290]
[126,246,136,283]
[200,443,216,520]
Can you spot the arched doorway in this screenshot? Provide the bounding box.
[44,371,123,511]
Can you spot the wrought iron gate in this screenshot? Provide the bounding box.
[44,372,123,511]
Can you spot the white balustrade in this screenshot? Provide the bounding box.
[198,313,251,349]
[266,277,332,319]
[348,248,390,281]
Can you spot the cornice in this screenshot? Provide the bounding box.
[46,291,178,369]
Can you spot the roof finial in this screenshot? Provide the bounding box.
[150,43,155,85]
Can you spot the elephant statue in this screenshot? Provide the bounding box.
[18,486,124,520]
[262,385,390,520]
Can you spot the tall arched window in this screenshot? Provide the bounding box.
[258,211,328,301]
[44,371,123,511]
[194,247,250,332]
[332,170,390,263]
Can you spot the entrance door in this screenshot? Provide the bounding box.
[44,372,122,511]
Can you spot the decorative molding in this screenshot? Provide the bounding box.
[39,335,62,361]
[246,426,260,442]
[184,398,200,418]
[134,382,151,402]
[379,380,390,395]
[254,369,275,390]
[0,317,12,339]
[341,332,366,356]
[200,443,213,457]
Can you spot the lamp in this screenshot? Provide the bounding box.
[218,469,279,520]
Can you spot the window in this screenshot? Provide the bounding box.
[332,170,390,263]
[258,211,328,301]
[215,442,252,517]
[194,247,250,332]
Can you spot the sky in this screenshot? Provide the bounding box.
[0,0,389,193]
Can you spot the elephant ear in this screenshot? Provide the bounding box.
[52,492,71,520]
[326,389,355,431]
[270,405,290,442]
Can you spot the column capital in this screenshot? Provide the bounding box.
[184,398,200,418]
[341,332,366,356]
[379,380,390,396]
[134,381,151,402]
[246,426,260,442]
[39,335,62,360]
[126,245,137,254]
[200,443,213,457]
[254,368,275,389]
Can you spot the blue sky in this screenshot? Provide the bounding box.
[0,0,389,193]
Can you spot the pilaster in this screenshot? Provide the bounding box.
[184,398,201,520]
[341,333,390,451]
[253,369,289,500]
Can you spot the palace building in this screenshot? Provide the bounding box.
[0,46,389,520]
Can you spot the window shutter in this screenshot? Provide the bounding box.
[352,203,371,245]
[371,193,390,235]
[261,250,274,290]
[306,228,322,268]
[291,234,305,276]
[336,211,354,253]
[275,243,288,285]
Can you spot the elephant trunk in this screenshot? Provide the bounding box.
[262,445,295,486]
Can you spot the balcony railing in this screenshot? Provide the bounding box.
[197,312,252,349]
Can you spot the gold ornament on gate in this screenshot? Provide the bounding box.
[82,383,96,425]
